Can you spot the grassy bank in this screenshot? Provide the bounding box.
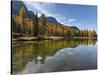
[12,36,97,41]
[12,32,97,41]
[12,36,64,41]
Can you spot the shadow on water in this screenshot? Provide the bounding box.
[12,39,97,74]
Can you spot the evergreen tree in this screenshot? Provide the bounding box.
[39,14,47,37]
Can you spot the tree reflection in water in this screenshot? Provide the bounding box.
[12,39,97,74]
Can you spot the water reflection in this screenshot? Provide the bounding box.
[12,39,97,74]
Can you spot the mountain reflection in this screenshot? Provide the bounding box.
[12,39,97,74]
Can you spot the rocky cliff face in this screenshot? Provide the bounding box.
[12,1,35,19]
[12,1,62,25]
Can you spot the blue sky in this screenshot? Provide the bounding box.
[23,1,97,31]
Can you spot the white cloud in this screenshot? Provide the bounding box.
[23,1,56,16]
[23,1,65,22]
[67,18,76,23]
[23,1,69,25]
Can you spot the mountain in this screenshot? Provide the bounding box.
[12,1,35,19]
[11,1,58,24]
[12,1,27,15]
[27,11,36,19]
[12,1,79,30]
[70,26,79,30]
[46,17,59,24]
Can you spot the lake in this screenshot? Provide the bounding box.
[12,39,97,74]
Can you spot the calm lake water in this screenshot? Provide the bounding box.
[12,39,97,74]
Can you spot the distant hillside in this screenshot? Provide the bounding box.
[46,17,60,24]
[70,26,79,30]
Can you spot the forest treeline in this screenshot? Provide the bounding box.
[12,7,97,38]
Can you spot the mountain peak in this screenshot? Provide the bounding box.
[70,26,79,30]
[46,16,59,24]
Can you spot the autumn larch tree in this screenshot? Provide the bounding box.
[39,14,47,37]
[34,12,39,36]
[19,6,26,34]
